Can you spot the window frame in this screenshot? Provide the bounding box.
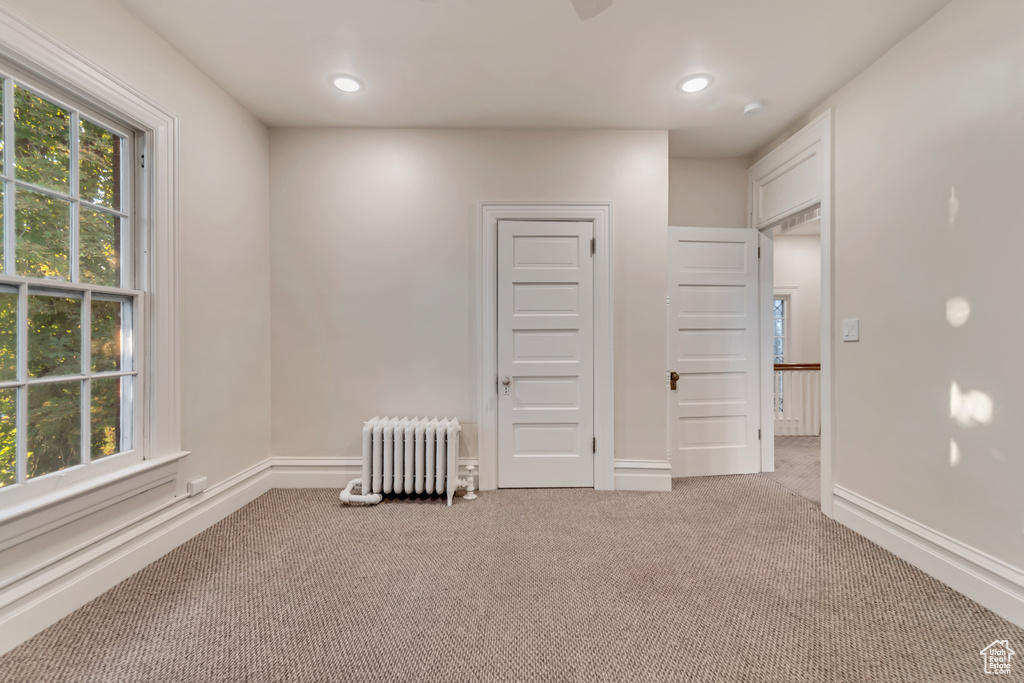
[1,71,137,283]
[0,67,144,499]
[772,295,787,413]
[772,295,787,365]
[772,288,800,415]
[0,7,183,537]
[772,287,801,363]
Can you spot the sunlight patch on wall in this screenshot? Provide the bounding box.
[950,381,993,428]
[946,297,971,327]
[949,439,960,467]
[948,186,959,226]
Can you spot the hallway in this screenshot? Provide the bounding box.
[764,436,820,505]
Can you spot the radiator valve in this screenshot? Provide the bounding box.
[464,464,477,501]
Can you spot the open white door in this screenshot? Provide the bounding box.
[759,231,775,472]
[497,220,595,488]
[668,227,762,476]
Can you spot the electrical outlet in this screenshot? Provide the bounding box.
[187,476,208,497]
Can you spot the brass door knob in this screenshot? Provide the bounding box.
[669,371,679,391]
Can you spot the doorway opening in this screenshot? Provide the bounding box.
[761,210,822,506]
[747,110,834,515]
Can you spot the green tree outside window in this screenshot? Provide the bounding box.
[0,80,131,488]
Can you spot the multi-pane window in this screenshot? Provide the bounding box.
[773,297,786,412]
[773,298,786,363]
[0,73,138,489]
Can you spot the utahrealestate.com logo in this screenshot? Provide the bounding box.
[980,640,1015,675]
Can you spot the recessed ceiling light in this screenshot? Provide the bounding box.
[332,75,362,93]
[678,74,713,93]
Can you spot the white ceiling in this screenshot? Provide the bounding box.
[116,0,951,158]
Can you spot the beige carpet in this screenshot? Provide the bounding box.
[2,477,1020,682]
[764,436,821,505]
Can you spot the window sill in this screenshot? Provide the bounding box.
[0,451,189,552]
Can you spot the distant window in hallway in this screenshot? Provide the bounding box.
[773,297,786,411]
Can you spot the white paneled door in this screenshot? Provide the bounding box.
[668,227,762,476]
[498,220,594,488]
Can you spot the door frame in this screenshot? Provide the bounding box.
[748,109,835,516]
[477,202,614,491]
[759,232,775,473]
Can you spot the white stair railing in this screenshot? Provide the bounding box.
[774,364,821,436]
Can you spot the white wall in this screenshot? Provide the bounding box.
[773,235,821,364]
[0,0,272,578]
[761,0,1024,570]
[269,129,668,469]
[668,158,749,228]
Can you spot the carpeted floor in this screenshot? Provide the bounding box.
[2,477,1020,682]
[764,436,821,505]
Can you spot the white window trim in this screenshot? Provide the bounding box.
[0,7,184,546]
[773,287,801,363]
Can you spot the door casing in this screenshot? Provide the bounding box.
[748,109,834,516]
[478,202,614,491]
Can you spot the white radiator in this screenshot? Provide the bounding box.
[361,416,462,506]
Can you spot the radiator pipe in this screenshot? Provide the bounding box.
[462,464,478,500]
[338,478,383,505]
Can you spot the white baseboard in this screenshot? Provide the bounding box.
[272,457,480,489]
[614,459,672,492]
[0,455,487,654]
[274,455,671,493]
[270,457,361,488]
[834,485,1024,628]
[0,460,275,655]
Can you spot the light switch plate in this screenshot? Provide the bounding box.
[842,318,860,342]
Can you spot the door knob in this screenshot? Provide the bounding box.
[502,377,511,386]
[669,371,679,391]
